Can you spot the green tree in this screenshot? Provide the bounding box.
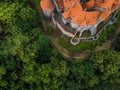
[88,50,120,90]
[67,60,99,90]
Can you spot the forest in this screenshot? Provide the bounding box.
[0,0,120,90]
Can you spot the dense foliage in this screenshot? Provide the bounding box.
[0,0,120,90]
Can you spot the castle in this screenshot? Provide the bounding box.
[40,0,120,45]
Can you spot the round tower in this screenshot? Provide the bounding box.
[40,0,54,17]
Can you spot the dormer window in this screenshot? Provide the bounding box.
[72,1,76,7]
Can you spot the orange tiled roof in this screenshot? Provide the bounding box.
[84,0,95,10]
[62,0,100,26]
[40,0,54,11]
[62,0,83,20]
[40,0,120,26]
[62,0,120,25]
[56,0,64,9]
[95,0,114,10]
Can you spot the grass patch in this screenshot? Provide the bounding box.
[35,0,40,5]
[59,24,115,52]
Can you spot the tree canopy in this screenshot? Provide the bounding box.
[0,0,120,90]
